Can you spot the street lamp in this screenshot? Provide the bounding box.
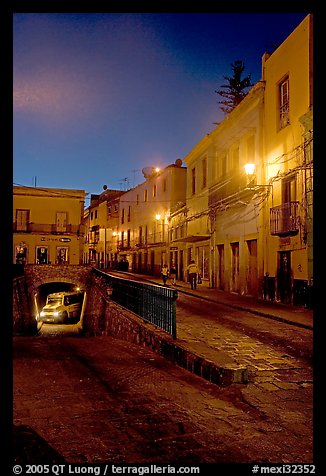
[244,163,272,191]
[244,163,256,176]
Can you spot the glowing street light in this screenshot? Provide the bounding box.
[244,163,256,176]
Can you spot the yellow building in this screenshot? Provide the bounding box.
[84,188,125,267]
[262,14,313,305]
[180,13,313,306]
[182,81,265,291]
[179,135,211,284]
[118,160,186,276]
[13,186,87,265]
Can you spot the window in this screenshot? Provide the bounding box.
[121,208,125,224]
[95,210,98,219]
[202,157,207,189]
[246,135,255,165]
[162,178,167,193]
[153,184,157,198]
[144,189,148,202]
[230,146,239,171]
[136,194,139,205]
[128,206,131,222]
[56,212,67,233]
[220,155,227,177]
[16,209,29,231]
[279,76,290,129]
[282,174,296,203]
[191,168,196,195]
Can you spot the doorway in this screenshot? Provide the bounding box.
[36,246,49,264]
[246,239,258,295]
[277,251,292,303]
[217,244,225,290]
[230,242,240,292]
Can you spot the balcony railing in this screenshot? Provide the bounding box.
[13,222,85,235]
[270,202,300,236]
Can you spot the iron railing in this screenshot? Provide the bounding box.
[93,269,177,338]
[270,202,300,236]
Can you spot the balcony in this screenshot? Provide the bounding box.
[13,222,85,235]
[270,202,300,236]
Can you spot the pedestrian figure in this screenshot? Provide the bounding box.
[187,259,199,290]
[161,264,169,285]
[169,262,177,285]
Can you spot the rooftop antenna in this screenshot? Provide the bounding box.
[119,177,130,191]
[33,176,37,187]
[130,169,141,188]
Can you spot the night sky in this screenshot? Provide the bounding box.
[13,12,308,203]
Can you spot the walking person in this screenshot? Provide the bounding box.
[161,264,169,286]
[169,262,177,285]
[187,259,199,290]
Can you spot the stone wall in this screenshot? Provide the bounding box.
[13,276,36,335]
[83,273,246,386]
[13,266,247,385]
[24,265,91,295]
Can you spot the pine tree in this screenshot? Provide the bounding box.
[215,60,253,114]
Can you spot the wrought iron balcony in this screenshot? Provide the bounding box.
[270,202,300,236]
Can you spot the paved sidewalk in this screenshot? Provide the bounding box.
[119,270,313,330]
[106,270,313,387]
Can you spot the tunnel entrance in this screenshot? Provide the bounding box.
[35,282,86,331]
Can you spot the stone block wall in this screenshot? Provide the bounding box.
[83,276,247,386]
[13,276,37,335]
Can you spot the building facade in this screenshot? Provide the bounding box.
[13,186,87,265]
[83,188,125,267]
[209,81,266,296]
[117,160,187,276]
[261,14,313,305]
[80,14,312,307]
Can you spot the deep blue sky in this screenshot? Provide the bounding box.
[13,12,308,202]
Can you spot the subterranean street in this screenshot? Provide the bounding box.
[13,295,313,466]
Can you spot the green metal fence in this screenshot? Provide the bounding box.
[94,270,177,339]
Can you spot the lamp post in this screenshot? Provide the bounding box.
[244,163,256,188]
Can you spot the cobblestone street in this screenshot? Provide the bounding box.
[14,330,313,465]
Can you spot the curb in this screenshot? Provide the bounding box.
[119,272,313,330]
